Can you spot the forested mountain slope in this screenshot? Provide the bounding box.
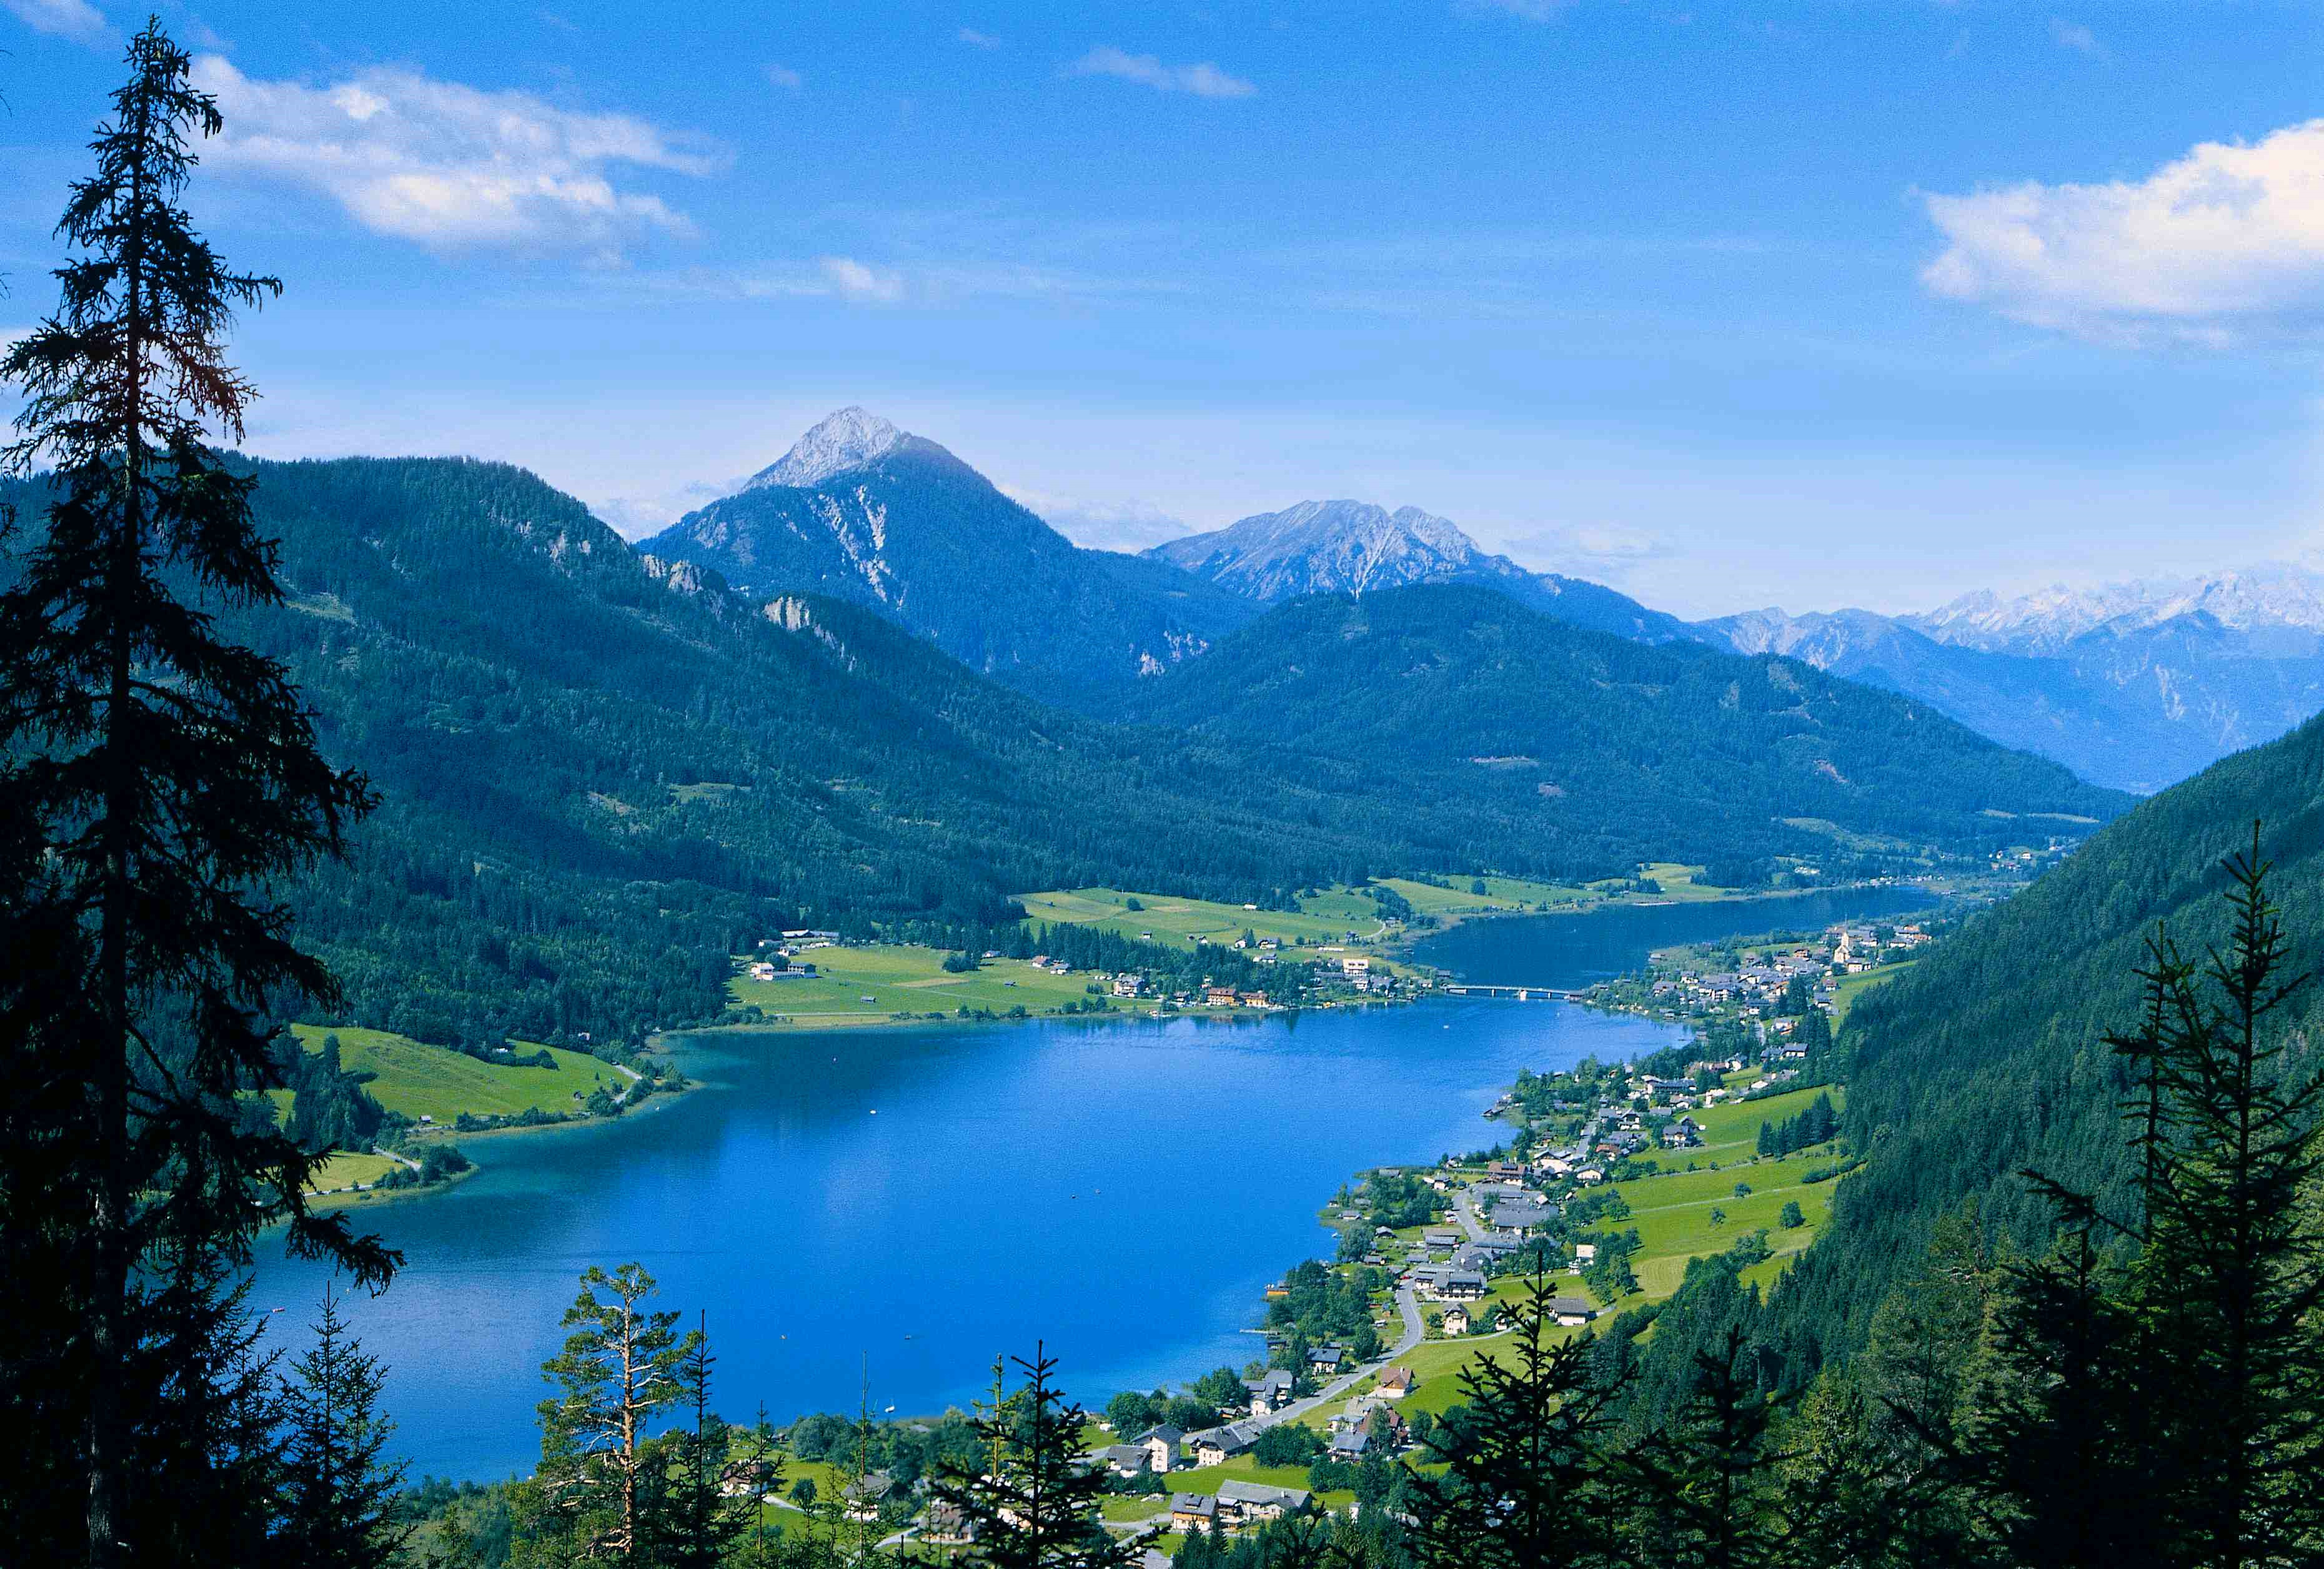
[0,457,1418,1049]
[641,409,1256,705]
[1126,585,2128,870]
[1765,712,2324,1378]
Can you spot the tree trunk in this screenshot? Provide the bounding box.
[86,84,152,1569]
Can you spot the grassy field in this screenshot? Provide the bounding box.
[287,1024,615,1125]
[1017,888,1391,949]
[1021,867,1734,956]
[303,1150,403,1193]
[727,944,1233,1028]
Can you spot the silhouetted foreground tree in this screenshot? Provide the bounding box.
[0,20,389,1568]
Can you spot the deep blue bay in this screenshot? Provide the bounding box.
[246,885,1932,1480]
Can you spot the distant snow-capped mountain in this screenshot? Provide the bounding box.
[1909,564,2324,656]
[743,405,903,491]
[1697,566,2324,793]
[1149,498,1694,645]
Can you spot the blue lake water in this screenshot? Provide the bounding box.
[244,886,1929,1481]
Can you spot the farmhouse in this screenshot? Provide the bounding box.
[1216,1480,1313,1526]
[1130,1425,1183,1473]
[1188,1419,1266,1467]
[1244,1369,1295,1414]
[1170,1493,1218,1532]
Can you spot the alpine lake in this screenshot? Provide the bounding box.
[248,883,1935,1479]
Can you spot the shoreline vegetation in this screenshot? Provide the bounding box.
[273,864,1965,1208]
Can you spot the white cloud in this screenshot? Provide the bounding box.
[2048,17,2102,57]
[765,62,803,90]
[1068,46,1254,99]
[957,27,1000,48]
[5,0,105,40]
[819,257,906,304]
[187,55,722,259]
[1920,118,2324,340]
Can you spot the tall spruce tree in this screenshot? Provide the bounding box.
[2025,831,2324,1567]
[1622,1328,1784,1569]
[0,22,389,1568]
[643,1315,773,1569]
[929,1345,1130,1569]
[274,1286,412,1569]
[1406,1268,1629,1569]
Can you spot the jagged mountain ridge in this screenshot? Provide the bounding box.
[1148,498,1696,645]
[1699,592,2324,794]
[1908,563,2324,655]
[642,410,1258,706]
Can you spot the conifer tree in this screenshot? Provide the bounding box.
[1406,1267,1629,1569]
[274,1285,412,1569]
[521,1263,695,1565]
[0,22,389,1566]
[930,1345,1130,1569]
[1622,1328,1784,1569]
[2025,830,2324,1566]
[1952,1231,2162,1569]
[644,1315,775,1569]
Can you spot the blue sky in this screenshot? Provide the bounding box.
[6,1,2324,617]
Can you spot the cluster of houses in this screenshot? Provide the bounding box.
[1629,919,1935,1042]
[1168,1481,1316,1535]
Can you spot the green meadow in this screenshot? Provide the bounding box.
[287,1023,615,1125]
[727,944,1248,1028]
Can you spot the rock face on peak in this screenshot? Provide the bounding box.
[642,414,1256,705]
[1149,498,1695,645]
[1151,499,1482,600]
[744,406,903,491]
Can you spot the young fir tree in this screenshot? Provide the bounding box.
[2026,831,2324,1567]
[273,1286,412,1569]
[642,1314,776,1569]
[0,23,390,1567]
[1952,1230,2163,1569]
[520,1264,695,1565]
[1621,1328,1784,1569]
[1772,1376,1915,1569]
[930,1345,1130,1569]
[1407,1268,1629,1569]
[1852,1204,1989,1567]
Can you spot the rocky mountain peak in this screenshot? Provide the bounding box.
[745,407,905,492]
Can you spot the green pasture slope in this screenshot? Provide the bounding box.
[287,1023,617,1125]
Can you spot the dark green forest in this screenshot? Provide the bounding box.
[2,461,2123,1055]
[1125,583,2123,868]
